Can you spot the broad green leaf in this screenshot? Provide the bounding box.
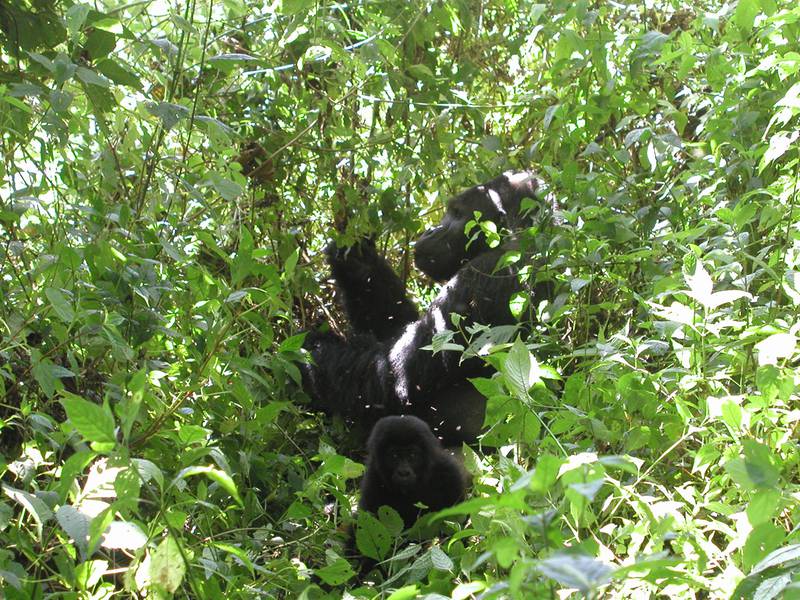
[569,479,604,501]
[65,4,91,37]
[96,59,142,89]
[315,558,355,586]
[743,440,780,488]
[120,369,146,442]
[211,175,243,201]
[232,227,254,285]
[281,0,315,15]
[537,554,613,594]
[776,82,800,110]
[56,505,90,559]
[743,523,784,571]
[75,560,107,591]
[407,64,435,80]
[212,543,255,575]
[173,465,243,507]
[530,454,564,494]
[2,485,54,539]
[502,338,540,399]
[387,586,422,600]
[76,66,111,87]
[734,0,760,31]
[493,536,519,569]
[45,287,74,322]
[146,101,189,129]
[61,392,116,445]
[101,521,148,550]
[149,536,187,594]
[430,546,454,571]
[684,261,712,305]
[355,510,391,560]
[751,544,800,574]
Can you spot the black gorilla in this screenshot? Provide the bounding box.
[302,171,541,444]
[359,415,468,528]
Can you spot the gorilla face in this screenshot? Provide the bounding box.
[368,415,435,494]
[383,444,425,491]
[414,171,539,281]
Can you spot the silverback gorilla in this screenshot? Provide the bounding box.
[360,415,469,528]
[302,171,541,444]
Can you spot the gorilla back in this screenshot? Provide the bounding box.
[302,172,543,444]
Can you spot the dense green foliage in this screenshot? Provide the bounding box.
[2,0,800,597]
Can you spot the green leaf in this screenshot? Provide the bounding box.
[743,440,780,488]
[725,441,780,490]
[173,465,243,507]
[211,175,243,201]
[314,558,355,586]
[407,64,435,81]
[734,0,760,31]
[355,510,391,560]
[96,59,142,89]
[56,505,90,559]
[2,485,54,539]
[65,4,91,37]
[84,29,116,59]
[61,392,116,444]
[120,369,146,442]
[32,357,74,397]
[232,227,253,285]
[149,536,188,594]
[279,332,306,352]
[501,338,543,399]
[76,66,111,87]
[282,247,300,281]
[430,547,454,571]
[386,586,422,600]
[101,521,148,551]
[146,101,189,129]
[530,454,563,494]
[281,0,315,15]
[378,505,404,536]
[743,523,785,571]
[212,543,255,575]
[45,287,75,323]
[537,554,613,594]
[684,261,712,305]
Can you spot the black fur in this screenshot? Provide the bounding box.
[326,240,419,341]
[302,172,541,444]
[360,415,468,528]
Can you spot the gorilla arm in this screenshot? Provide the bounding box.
[326,238,418,341]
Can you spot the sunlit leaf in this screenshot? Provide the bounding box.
[61,392,116,445]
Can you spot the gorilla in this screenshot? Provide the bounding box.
[359,415,469,528]
[302,171,542,444]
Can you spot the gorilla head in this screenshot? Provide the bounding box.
[360,415,468,528]
[414,171,539,281]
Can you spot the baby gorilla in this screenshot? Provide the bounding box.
[360,415,469,528]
